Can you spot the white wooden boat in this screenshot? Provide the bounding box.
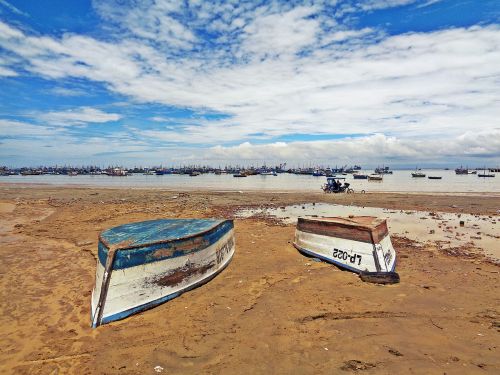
[293,216,397,274]
[91,218,235,327]
[367,174,383,181]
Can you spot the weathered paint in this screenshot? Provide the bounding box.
[97,219,233,269]
[91,219,235,327]
[297,216,389,244]
[293,216,396,274]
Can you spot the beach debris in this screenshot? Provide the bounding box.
[491,321,500,332]
[340,360,376,371]
[388,348,403,357]
[91,218,235,327]
[359,271,400,284]
[430,318,444,330]
[76,240,93,246]
[154,365,164,373]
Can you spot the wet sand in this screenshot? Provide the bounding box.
[0,186,499,374]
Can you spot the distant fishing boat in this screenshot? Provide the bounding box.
[367,174,383,181]
[233,172,247,177]
[155,169,172,175]
[478,167,495,178]
[293,216,397,276]
[189,171,201,176]
[353,174,368,179]
[20,169,43,176]
[312,170,326,177]
[411,167,425,178]
[455,166,468,175]
[91,218,235,327]
[428,176,442,180]
[375,166,393,174]
[106,167,127,176]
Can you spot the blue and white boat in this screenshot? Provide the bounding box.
[91,218,235,327]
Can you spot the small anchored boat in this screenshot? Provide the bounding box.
[478,167,495,178]
[293,216,397,276]
[411,168,426,178]
[367,174,383,181]
[91,218,235,327]
[353,174,368,179]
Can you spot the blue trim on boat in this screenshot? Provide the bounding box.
[390,254,397,272]
[100,218,225,247]
[94,253,234,327]
[98,220,234,269]
[294,243,397,274]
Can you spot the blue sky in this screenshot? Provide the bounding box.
[0,0,499,167]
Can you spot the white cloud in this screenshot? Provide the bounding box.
[358,0,417,11]
[0,0,29,17]
[0,119,57,136]
[37,107,122,126]
[205,130,500,162]
[416,0,443,8]
[321,27,375,44]
[49,87,89,97]
[240,6,320,58]
[0,65,17,76]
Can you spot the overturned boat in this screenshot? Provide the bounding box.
[91,218,235,327]
[293,216,397,276]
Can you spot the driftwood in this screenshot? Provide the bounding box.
[359,271,400,284]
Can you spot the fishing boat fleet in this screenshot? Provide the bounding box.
[90,212,400,327]
[1,164,497,178]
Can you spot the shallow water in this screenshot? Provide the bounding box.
[236,203,500,261]
[1,169,499,193]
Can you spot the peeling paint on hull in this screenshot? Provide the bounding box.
[91,219,235,327]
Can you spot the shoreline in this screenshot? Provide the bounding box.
[1,182,500,197]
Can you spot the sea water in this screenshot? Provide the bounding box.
[1,169,499,193]
[236,203,500,261]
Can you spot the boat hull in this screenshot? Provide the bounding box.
[91,219,235,327]
[294,230,396,273]
[293,217,396,274]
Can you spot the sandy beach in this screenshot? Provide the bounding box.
[0,186,499,374]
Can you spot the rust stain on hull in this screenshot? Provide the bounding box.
[151,261,216,287]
